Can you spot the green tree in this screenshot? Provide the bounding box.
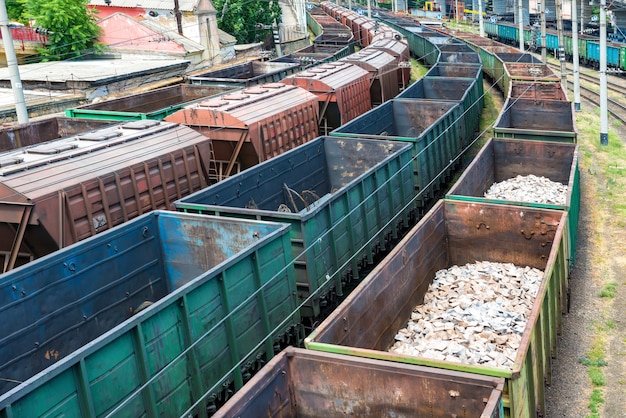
[24,0,103,60]
[213,0,282,44]
[6,0,28,24]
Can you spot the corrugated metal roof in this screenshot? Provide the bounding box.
[90,0,200,12]
[166,84,319,126]
[341,50,397,71]
[0,121,208,198]
[282,62,369,90]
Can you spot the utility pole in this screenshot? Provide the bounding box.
[518,0,524,51]
[600,0,608,145]
[580,1,585,35]
[367,0,371,18]
[556,0,566,93]
[538,0,547,62]
[478,0,484,37]
[572,0,581,111]
[0,0,28,124]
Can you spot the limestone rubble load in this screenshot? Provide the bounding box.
[485,174,568,205]
[390,261,544,369]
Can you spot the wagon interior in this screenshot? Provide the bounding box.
[176,137,407,214]
[400,77,474,101]
[334,99,458,139]
[69,85,233,113]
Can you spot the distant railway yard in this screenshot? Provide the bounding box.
[0,4,624,418]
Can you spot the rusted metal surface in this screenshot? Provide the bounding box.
[272,43,353,68]
[506,63,566,100]
[281,62,370,134]
[496,52,542,63]
[369,38,411,89]
[188,60,301,87]
[0,121,215,269]
[0,211,297,414]
[165,84,319,172]
[510,80,568,100]
[340,49,399,105]
[447,138,581,267]
[426,62,483,78]
[213,347,505,418]
[306,199,569,417]
[66,84,234,117]
[494,98,578,142]
[0,117,115,152]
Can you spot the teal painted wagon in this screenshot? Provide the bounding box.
[174,137,415,323]
[0,211,298,417]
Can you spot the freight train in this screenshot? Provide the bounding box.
[0,3,579,418]
[485,19,626,71]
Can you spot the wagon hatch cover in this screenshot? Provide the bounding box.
[27,143,79,155]
[222,93,250,100]
[122,120,161,130]
[262,83,287,89]
[0,157,24,168]
[77,130,124,141]
[199,99,230,108]
[243,87,269,94]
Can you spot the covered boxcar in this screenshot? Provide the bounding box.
[214,347,506,418]
[174,136,415,323]
[306,199,570,418]
[369,38,412,89]
[165,83,319,175]
[0,211,299,416]
[281,62,371,135]
[0,120,216,271]
[340,49,399,105]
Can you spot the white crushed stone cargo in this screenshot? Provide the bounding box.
[485,174,567,205]
[390,261,544,369]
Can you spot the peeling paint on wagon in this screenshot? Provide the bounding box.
[446,138,580,267]
[214,347,506,418]
[0,211,299,417]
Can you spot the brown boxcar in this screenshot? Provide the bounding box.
[213,347,506,418]
[0,120,216,271]
[341,49,400,105]
[369,38,411,89]
[165,83,320,173]
[281,62,371,135]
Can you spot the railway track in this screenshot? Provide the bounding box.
[547,62,626,124]
[573,81,626,125]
